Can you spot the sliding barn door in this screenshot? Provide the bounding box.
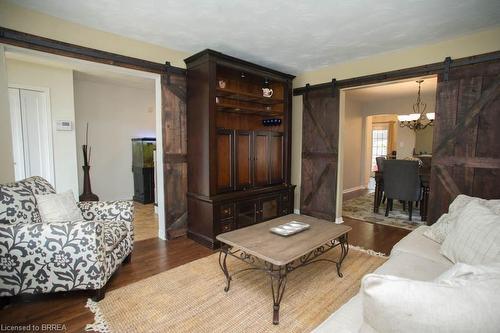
[300,87,339,220]
[161,73,188,238]
[428,60,500,223]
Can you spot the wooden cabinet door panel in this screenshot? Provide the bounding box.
[236,200,259,228]
[235,130,253,189]
[260,195,280,221]
[254,131,270,186]
[270,133,284,184]
[216,129,234,192]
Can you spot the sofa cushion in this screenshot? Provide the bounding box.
[441,201,500,265]
[104,221,129,253]
[0,181,41,225]
[391,226,453,266]
[374,251,451,280]
[360,265,500,333]
[312,251,451,333]
[35,191,83,223]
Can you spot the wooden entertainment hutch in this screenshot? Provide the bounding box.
[185,49,295,249]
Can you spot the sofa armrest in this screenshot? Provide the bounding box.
[0,220,106,296]
[77,201,134,223]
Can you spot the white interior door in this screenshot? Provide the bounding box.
[8,87,54,184]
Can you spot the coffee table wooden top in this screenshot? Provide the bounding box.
[216,214,352,266]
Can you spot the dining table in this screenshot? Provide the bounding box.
[373,170,430,221]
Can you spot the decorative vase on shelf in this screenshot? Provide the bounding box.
[79,124,99,202]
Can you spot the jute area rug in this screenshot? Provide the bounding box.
[86,247,386,333]
[343,192,424,231]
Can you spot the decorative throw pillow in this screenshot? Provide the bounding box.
[35,191,84,223]
[423,194,500,244]
[0,181,41,225]
[440,201,500,264]
[360,269,500,333]
[423,212,452,244]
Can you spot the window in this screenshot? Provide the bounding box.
[372,128,388,171]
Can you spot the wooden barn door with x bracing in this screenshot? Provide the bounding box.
[300,86,340,220]
[428,59,500,223]
[161,72,188,238]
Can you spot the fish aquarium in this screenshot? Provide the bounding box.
[132,138,156,168]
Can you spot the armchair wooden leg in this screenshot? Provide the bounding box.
[92,286,106,302]
[409,202,413,221]
[0,296,10,309]
[402,201,406,211]
[123,253,132,264]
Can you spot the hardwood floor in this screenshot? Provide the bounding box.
[133,203,159,241]
[343,217,410,255]
[0,213,408,332]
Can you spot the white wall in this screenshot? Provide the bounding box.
[342,97,364,191]
[0,47,15,183]
[73,73,156,201]
[415,126,433,154]
[6,59,79,195]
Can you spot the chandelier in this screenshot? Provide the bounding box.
[397,80,435,131]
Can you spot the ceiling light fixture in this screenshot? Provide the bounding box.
[397,80,434,131]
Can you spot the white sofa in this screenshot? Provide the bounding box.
[313,225,453,332]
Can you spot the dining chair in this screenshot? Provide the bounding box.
[375,156,386,205]
[383,160,422,221]
[375,156,386,172]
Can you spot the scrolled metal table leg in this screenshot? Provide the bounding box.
[218,246,232,292]
[336,234,349,278]
[270,265,287,325]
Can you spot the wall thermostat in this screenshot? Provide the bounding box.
[56,120,73,131]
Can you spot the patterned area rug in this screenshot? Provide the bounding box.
[343,192,424,230]
[85,247,386,333]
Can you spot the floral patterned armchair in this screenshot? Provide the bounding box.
[0,177,134,302]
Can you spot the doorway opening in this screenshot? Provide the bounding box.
[339,75,437,230]
[3,46,165,240]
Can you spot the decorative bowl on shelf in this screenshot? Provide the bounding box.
[218,80,226,89]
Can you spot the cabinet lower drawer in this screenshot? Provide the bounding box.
[220,204,234,219]
[219,218,234,233]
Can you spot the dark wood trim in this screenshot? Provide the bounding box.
[185,49,295,80]
[293,51,500,95]
[0,27,186,75]
[187,230,217,249]
[187,184,295,203]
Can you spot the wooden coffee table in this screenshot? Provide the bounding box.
[216,214,352,325]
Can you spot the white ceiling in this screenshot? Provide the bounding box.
[11,0,500,74]
[346,76,437,102]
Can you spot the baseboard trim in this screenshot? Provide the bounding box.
[342,185,366,194]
